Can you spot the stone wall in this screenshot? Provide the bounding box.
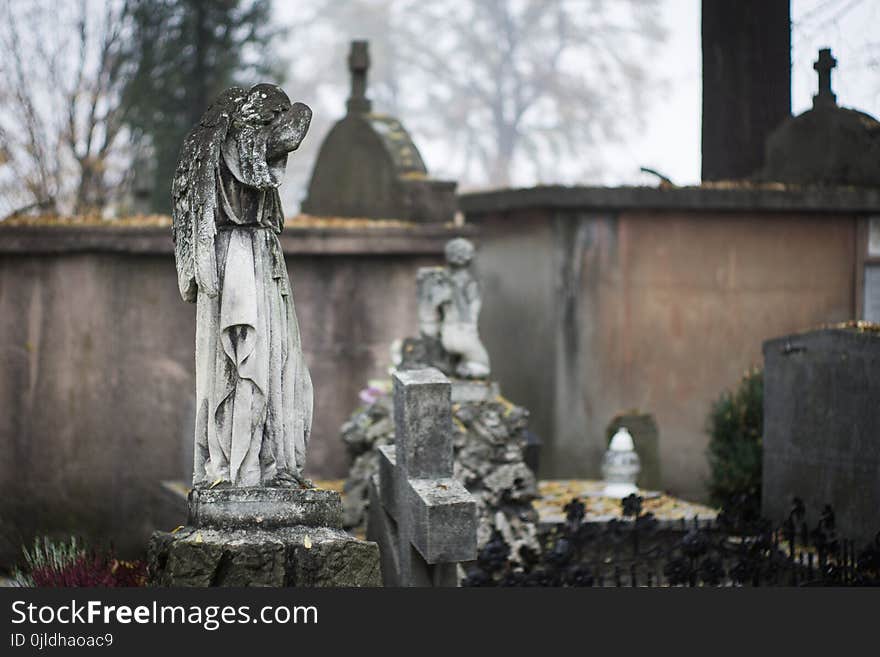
[0,221,467,567]
[461,185,879,502]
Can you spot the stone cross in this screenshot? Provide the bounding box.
[367,368,477,586]
[346,40,372,115]
[813,48,837,109]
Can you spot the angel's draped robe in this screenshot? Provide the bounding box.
[193,143,312,487]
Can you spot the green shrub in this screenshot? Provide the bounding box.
[706,367,763,511]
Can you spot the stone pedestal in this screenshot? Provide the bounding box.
[148,487,381,587]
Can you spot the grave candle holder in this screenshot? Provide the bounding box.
[602,427,641,498]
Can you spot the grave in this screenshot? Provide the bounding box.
[762,323,880,543]
[759,49,880,187]
[367,368,477,586]
[341,238,541,559]
[302,41,457,223]
[147,83,380,587]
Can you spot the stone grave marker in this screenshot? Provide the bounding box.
[147,82,381,587]
[343,238,540,559]
[367,368,477,586]
[302,40,457,223]
[762,325,880,543]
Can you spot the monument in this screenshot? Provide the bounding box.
[148,84,380,586]
[412,238,491,379]
[762,323,880,543]
[367,369,477,586]
[759,49,880,187]
[302,41,457,223]
[342,238,540,562]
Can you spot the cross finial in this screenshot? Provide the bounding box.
[346,40,372,115]
[813,48,837,109]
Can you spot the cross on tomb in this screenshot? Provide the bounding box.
[367,368,477,586]
[346,40,372,115]
[813,48,837,109]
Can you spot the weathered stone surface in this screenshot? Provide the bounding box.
[393,369,453,479]
[458,185,880,215]
[342,232,533,567]
[366,475,458,588]
[341,392,396,527]
[762,326,880,542]
[451,379,500,403]
[407,477,476,563]
[140,88,383,589]
[759,49,880,188]
[188,487,343,530]
[0,227,466,568]
[148,525,381,587]
[458,202,863,501]
[376,445,398,515]
[370,367,477,586]
[399,334,455,374]
[410,238,491,379]
[147,481,380,588]
[367,474,401,585]
[342,386,539,560]
[302,41,456,223]
[286,531,383,587]
[172,83,314,489]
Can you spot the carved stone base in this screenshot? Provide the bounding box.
[188,487,343,530]
[450,379,499,403]
[147,487,381,587]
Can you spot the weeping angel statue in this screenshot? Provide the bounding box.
[172,84,313,489]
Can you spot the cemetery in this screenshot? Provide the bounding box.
[1,1,879,591]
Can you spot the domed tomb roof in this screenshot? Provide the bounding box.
[302,41,457,223]
[759,49,880,188]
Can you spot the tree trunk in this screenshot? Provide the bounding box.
[701,0,791,182]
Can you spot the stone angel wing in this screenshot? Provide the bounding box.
[171,87,246,302]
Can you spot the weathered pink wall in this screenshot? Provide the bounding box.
[589,212,856,498]
[473,206,858,501]
[0,224,462,567]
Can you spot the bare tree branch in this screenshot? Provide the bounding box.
[0,0,135,216]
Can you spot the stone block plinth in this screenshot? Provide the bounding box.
[149,487,381,587]
[188,487,343,530]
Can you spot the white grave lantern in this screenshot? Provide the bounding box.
[602,427,641,498]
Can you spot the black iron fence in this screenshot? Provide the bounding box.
[462,495,880,587]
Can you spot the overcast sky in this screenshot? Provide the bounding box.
[277,0,880,195]
[620,0,880,187]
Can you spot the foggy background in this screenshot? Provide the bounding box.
[1,0,877,218]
